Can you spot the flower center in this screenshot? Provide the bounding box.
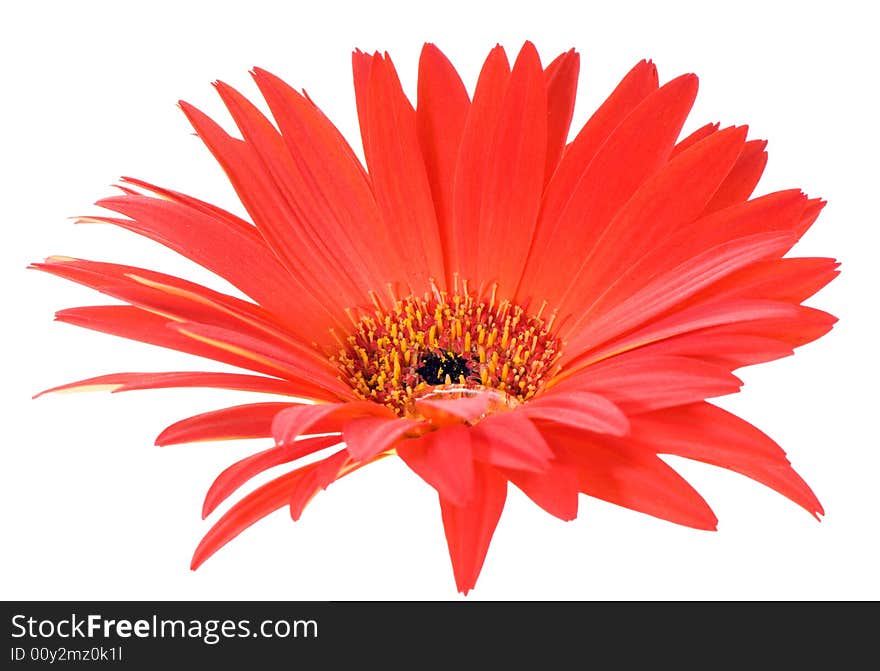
[334,287,563,415]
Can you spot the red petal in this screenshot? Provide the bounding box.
[671,122,719,157]
[471,412,554,472]
[202,435,341,518]
[503,459,579,521]
[439,462,507,594]
[167,321,352,397]
[191,468,306,569]
[555,354,742,413]
[628,403,823,517]
[414,393,491,426]
[519,72,696,308]
[703,139,768,213]
[685,256,840,306]
[562,230,796,358]
[192,449,351,569]
[89,189,332,343]
[34,371,325,401]
[178,100,356,320]
[33,257,334,376]
[250,67,403,298]
[539,59,659,224]
[398,425,475,506]
[156,402,294,446]
[357,52,445,291]
[557,125,750,332]
[54,306,338,387]
[272,401,392,447]
[547,427,719,530]
[572,299,799,369]
[543,49,580,182]
[523,390,630,436]
[343,415,423,461]
[289,450,351,521]
[451,45,511,285]
[571,190,812,308]
[213,81,383,304]
[476,41,547,299]
[620,332,794,369]
[416,43,470,287]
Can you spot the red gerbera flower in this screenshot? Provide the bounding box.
[34,41,838,594]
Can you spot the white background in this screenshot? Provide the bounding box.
[2,0,876,600]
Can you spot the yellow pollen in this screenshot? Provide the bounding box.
[333,288,563,415]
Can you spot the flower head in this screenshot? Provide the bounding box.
[35,42,837,594]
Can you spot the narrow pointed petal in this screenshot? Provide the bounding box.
[89,191,337,344]
[554,355,742,414]
[451,45,511,284]
[519,73,696,307]
[55,306,340,386]
[523,390,630,436]
[416,43,470,286]
[476,41,548,297]
[272,401,393,447]
[191,469,306,569]
[34,371,326,401]
[168,321,353,397]
[570,299,800,369]
[703,139,768,213]
[562,230,796,358]
[548,427,719,530]
[289,450,351,521]
[471,412,555,472]
[539,59,659,223]
[503,460,579,521]
[398,425,475,506]
[671,121,719,157]
[629,404,823,517]
[156,402,295,446]
[212,81,382,303]
[576,190,812,303]
[556,125,750,329]
[357,52,445,291]
[414,392,491,426]
[202,435,341,518]
[193,450,357,569]
[621,332,794,369]
[439,462,507,594]
[685,256,840,306]
[250,67,404,296]
[178,100,358,319]
[33,257,335,375]
[543,48,580,182]
[343,415,423,461]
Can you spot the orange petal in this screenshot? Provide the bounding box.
[548,427,719,530]
[523,390,630,436]
[202,435,342,518]
[156,402,295,446]
[556,354,742,413]
[398,425,475,506]
[476,41,548,299]
[416,43,470,287]
[343,415,423,461]
[543,48,580,183]
[519,72,696,308]
[358,52,445,292]
[471,412,555,472]
[629,403,823,517]
[34,371,330,402]
[439,462,507,594]
[451,45,511,285]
